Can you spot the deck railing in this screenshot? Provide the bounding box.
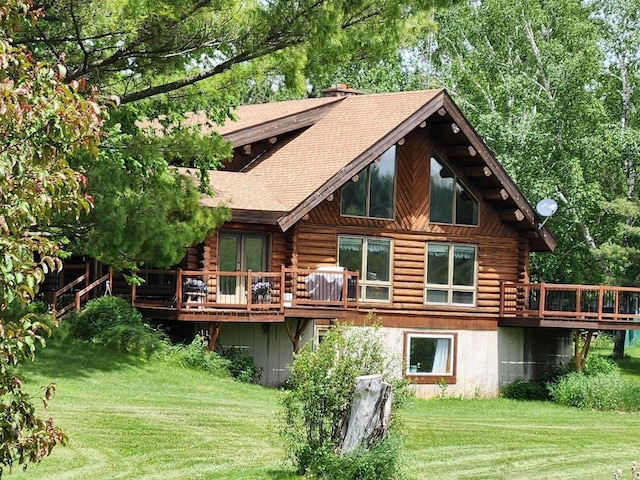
[130,267,360,313]
[52,267,113,318]
[500,282,640,323]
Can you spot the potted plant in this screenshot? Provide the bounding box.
[251,281,272,303]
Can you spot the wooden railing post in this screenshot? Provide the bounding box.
[247,271,253,310]
[598,285,604,321]
[280,265,286,312]
[538,283,546,319]
[342,269,348,309]
[130,282,136,307]
[176,269,183,313]
[499,282,505,316]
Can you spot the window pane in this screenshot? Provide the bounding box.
[369,146,396,219]
[245,236,266,272]
[455,182,479,226]
[430,157,454,223]
[366,239,390,282]
[365,285,390,301]
[219,235,238,295]
[452,291,474,304]
[338,237,363,273]
[340,169,368,216]
[452,246,475,286]
[426,289,449,303]
[427,244,450,285]
[409,336,452,374]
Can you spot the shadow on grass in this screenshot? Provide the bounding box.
[617,355,640,378]
[265,469,300,480]
[21,334,143,381]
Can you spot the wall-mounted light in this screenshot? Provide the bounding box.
[351,174,359,182]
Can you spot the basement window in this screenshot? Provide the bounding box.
[405,332,456,383]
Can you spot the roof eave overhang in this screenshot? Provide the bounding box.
[440,95,556,252]
[229,209,288,225]
[224,99,343,148]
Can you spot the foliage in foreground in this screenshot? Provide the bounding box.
[67,297,167,358]
[280,325,408,480]
[0,0,105,474]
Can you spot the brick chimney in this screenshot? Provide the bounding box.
[321,84,366,97]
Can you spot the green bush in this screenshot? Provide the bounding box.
[67,296,167,358]
[70,296,142,340]
[548,372,626,410]
[583,354,619,376]
[217,345,262,383]
[501,378,549,401]
[164,336,230,377]
[280,324,408,480]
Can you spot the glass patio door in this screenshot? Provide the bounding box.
[218,233,267,304]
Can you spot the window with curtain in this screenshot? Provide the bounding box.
[430,156,478,226]
[341,145,396,219]
[338,236,392,302]
[406,333,455,377]
[425,243,477,305]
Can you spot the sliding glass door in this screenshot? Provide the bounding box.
[218,233,268,303]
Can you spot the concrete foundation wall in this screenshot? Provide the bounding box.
[216,322,312,387]
[498,327,572,386]
[373,327,500,399]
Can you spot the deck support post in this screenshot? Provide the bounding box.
[573,330,593,373]
[285,318,310,353]
[207,322,221,352]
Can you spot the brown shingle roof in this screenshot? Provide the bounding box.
[247,90,442,210]
[176,167,287,213]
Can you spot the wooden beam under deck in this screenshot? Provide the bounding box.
[499,316,640,331]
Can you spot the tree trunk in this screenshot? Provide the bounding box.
[338,374,393,455]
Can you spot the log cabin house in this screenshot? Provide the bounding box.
[54,86,640,398]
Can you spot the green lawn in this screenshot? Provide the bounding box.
[8,337,640,480]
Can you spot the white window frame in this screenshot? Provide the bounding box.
[424,243,477,306]
[337,236,393,303]
[405,332,456,378]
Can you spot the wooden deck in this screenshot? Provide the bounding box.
[129,267,360,323]
[499,283,640,330]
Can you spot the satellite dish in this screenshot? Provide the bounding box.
[535,198,558,229]
[536,198,558,217]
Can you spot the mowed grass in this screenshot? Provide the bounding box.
[8,337,640,480]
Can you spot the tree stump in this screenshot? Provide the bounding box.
[338,374,393,455]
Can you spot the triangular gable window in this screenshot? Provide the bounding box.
[429,156,478,226]
[340,145,396,219]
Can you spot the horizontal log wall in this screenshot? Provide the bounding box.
[295,223,520,315]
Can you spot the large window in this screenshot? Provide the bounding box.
[341,145,396,219]
[338,236,392,302]
[430,156,478,226]
[405,333,456,380]
[425,243,476,305]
